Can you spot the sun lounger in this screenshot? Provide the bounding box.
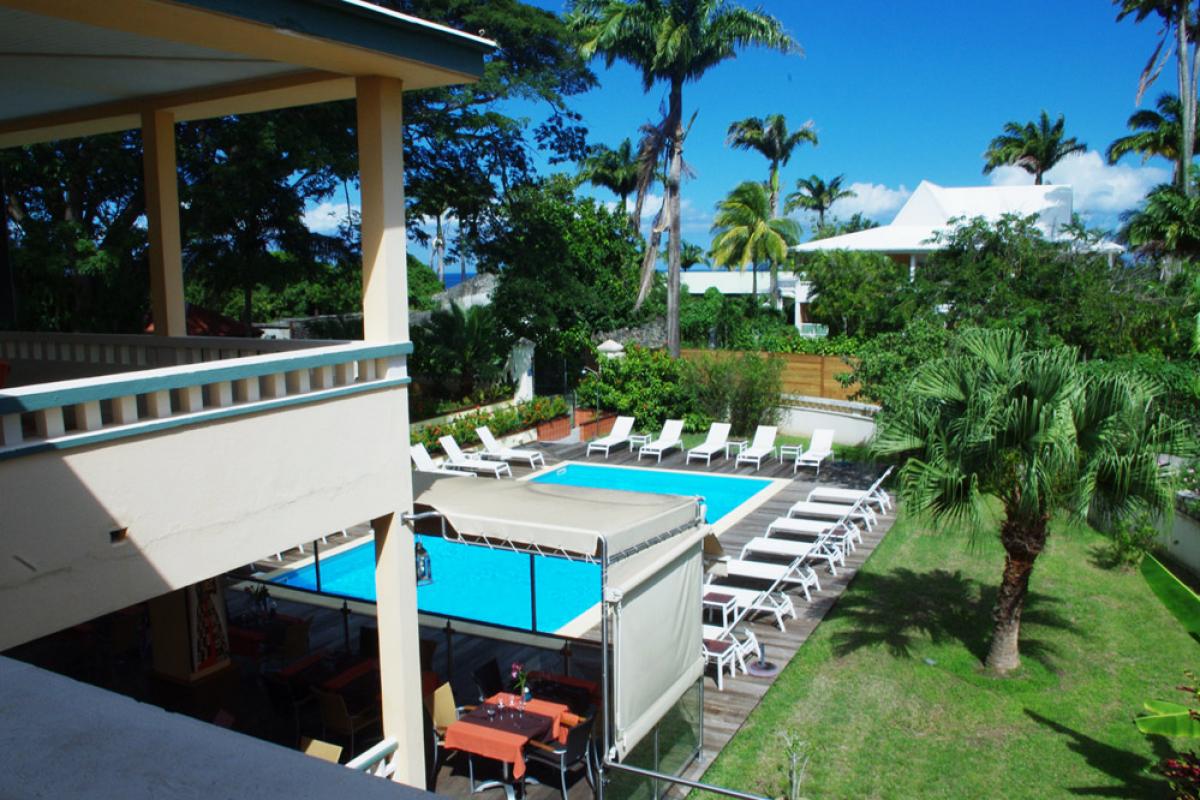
[586,416,635,459]
[704,584,797,630]
[764,518,852,573]
[475,426,545,469]
[736,539,821,600]
[638,419,684,462]
[438,436,512,478]
[806,467,894,512]
[787,499,876,529]
[686,422,732,467]
[735,425,777,471]
[411,443,476,477]
[724,558,820,599]
[794,428,834,476]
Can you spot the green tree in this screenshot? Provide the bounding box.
[1107,92,1193,187]
[726,114,818,219]
[785,174,855,228]
[810,211,879,241]
[578,137,640,214]
[873,328,1193,673]
[1115,0,1200,196]
[982,111,1086,185]
[570,0,800,357]
[1123,182,1200,260]
[802,250,909,337]
[709,180,800,307]
[410,302,507,399]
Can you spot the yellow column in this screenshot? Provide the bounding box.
[358,75,422,786]
[372,512,424,785]
[356,76,408,343]
[141,109,186,337]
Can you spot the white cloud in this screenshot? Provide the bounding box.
[987,150,1167,217]
[829,182,912,221]
[302,200,357,234]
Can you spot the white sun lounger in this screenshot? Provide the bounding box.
[724,558,820,599]
[475,426,546,468]
[735,425,777,471]
[763,519,850,573]
[586,416,635,458]
[734,539,823,601]
[686,422,732,466]
[411,443,476,477]
[787,499,876,529]
[704,585,796,631]
[438,436,512,478]
[806,467,894,512]
[794,428,834,476]
[638,419,684,462]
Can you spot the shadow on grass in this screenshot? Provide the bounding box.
[1025,710,1171,798]
[830,567,1075,669]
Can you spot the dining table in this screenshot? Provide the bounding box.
[443,692,577,798]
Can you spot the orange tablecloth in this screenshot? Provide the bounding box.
[443,693,572,780]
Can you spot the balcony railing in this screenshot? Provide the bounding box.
[0,340,411,460]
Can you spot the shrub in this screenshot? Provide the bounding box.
[411,395,567,454]
[577,346,690,429]
[681,351,783,437]
[1103,512,1160,569]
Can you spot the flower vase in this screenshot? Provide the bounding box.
[523,686,532,702]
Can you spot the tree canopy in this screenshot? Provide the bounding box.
[982,111,1086,184]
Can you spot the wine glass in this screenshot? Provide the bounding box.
[486,705,496,723]
[497,697,505,720]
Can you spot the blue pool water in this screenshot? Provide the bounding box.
[272,536,600,633]
[531,463,771,524]
[271,465,770,631]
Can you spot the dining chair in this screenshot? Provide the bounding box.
[313,688,380,758]
[525,715,595,800]
[300,736,343,764]
[472,659,504,702]
[262,670,312,746]
[429,682,476,783]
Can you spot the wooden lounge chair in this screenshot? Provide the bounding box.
[637,419,684,462]
[586,416,635,459]
[438,436,512,478]
[735,425,777,471]
[794,428,834,476]
[411,442,475,477]
[476,426,546,469]
[686,422,731,467]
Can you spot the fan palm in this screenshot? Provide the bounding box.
[578,138,640,217]
[709,181,800,304]
[1107,93,1192,187]
[726,114,818,219]
[873,329,1192,674]
[784,174,855,228]
[570,0,800,356]
[982,111,1086,185]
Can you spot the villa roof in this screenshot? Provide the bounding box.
[0,0,496,148]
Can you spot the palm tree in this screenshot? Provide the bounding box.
[1107,93,1193,187]
[660,239,708,270]
[1115,1,1200,197]
[726,114,818,218]
[578,138,640,217]
[873,328,1192,674]
[1122,182,1200,261]
[982,111,1087,185]
[709,181,800,305]
[784,174,855,228]
[570,0,800,357]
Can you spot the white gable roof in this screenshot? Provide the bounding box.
[795,181,1093,254]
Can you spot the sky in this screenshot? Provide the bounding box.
[306,0,1176,266]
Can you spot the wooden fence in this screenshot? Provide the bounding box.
[680,349,858,402]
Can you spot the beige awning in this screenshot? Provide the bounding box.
[412,472,703,559]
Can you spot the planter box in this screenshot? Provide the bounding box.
[579,413,616,442]
[535,411,617,442]
[536,415,572,441]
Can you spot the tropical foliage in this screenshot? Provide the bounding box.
[785,174,855,227]
[569,0,800,356]
[982,111,1086,184]
[709,180,801,305]
[410,303,508,400]
[1107,92,1193,187]
[578,137,640,214]
[873,328,1195,673]
[411,395,568,454]
[726,114,818,218]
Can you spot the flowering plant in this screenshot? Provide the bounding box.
[511,661,528,694]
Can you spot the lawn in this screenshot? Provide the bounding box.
[695,508,1197,799]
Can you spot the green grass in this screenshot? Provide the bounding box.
[695,510,1198,800]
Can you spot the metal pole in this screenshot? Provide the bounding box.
[528,553,538,633]
[602,762,771,800]
[444,620,454,679]
[313,539,322,594]
[598,537,609,800]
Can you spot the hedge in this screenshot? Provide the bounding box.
[412,395,568,454]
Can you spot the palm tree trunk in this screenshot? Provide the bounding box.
[986,511,1048,674]
[1178,5,1197,197]
[666,78,684,358]
[1034,171,1043,186]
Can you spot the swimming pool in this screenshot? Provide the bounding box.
[531,463,771,524]
[271,535,600,633]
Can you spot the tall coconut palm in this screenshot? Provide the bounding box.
[1107,93,1193,187]
[784,174,855,228]
[578,138,640,217]
[709,181,800,305]
[982,111,1087,185]
[570,0,800,357]
[1115,1,1200,197]
[726,114,818,218]
[873,328,1192,674]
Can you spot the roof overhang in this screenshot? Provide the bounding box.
[0,0,495,148]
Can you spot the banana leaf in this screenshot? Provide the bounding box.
[1136,699,1200,737]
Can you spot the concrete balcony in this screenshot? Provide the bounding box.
[0,333,413,651]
